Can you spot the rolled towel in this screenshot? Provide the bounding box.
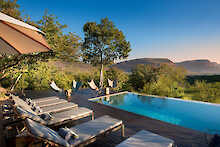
[40,113,54,121]
[58,127,79,141]
[32,106,42,113]
[25,98,31,105]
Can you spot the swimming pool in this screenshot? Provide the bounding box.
[91,92,220,134]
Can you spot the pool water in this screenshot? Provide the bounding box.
[91,92,220,134]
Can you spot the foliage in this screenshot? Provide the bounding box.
[0,0,21,20]
[0,51,54,72]
[185,80,220,102]
[105,67,130,91]
[129,64,186,98]
[0,2,81,62]
[37,11,81,61]
[81,17,131,66]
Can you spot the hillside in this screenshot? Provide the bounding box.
[176,60,220,75]
[48,60,98,73]
[48,59,220,75]
[112,58,174,72]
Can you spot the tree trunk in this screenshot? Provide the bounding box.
[99,64,104,89]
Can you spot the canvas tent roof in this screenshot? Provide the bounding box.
[0,12,51,55]
[0,12,43,34]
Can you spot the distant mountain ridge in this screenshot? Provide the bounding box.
[112,58,174,72]
[112,58,220,75]
[176,59,220,75]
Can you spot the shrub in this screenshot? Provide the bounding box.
[129,64,186,98]
[187,80,220,102]
[105,67,130,91]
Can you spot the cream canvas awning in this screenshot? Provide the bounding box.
[0,12,51,55]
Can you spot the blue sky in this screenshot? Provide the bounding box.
[18,0,220,63]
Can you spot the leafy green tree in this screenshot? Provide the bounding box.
[82,18,131,88]
[37,11,81,61]
[81,18,131,66]
[0,0,21,20]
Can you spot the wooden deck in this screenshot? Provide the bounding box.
[1,89,212,147]
[70,89,211,147]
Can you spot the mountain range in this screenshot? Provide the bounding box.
[112,58,220,75]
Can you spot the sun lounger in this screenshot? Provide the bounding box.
[24,115,124,147]
[116,130,174,147]
[11,95,78,115]
[16,106,94,127]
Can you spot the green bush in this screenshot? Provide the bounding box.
[16,61,53,90]
[0,61,129,92]
[186,80,220,102]
[105,67,130,91]
[129,64,186,98]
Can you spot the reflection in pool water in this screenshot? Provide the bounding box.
[92,92,220,134]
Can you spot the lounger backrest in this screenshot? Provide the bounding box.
[16,106,47,125]
[50,81,63,92]
[25,118,70,147]
[88,80,98,90]
[11,95,37,115]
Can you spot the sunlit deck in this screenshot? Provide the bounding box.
[1,89,212,147]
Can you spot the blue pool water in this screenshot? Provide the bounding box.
[91,92,220,134]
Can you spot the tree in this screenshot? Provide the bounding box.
[82,18,131,88]
[81,18,131,66]
[37,11,81,61]
[0,0,21,20]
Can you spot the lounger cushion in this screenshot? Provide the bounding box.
[39,102,78,115]
[16,107,47,125]
[47,107,92,125]
[32,96,59,103]
[26,118,70,147]
[116,130,174,147]
[68,115,122,146]
[25,98,31,105]
[58,127,79,142]
[36,99,67,108]
[40,113,54,121]
[32,106,42,113]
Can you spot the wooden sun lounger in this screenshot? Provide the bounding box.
[16,106,94,127]
[116,130,174,147]
[11,95,78,115]
[24,115,124,147]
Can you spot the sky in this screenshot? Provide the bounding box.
[18,0,220,63]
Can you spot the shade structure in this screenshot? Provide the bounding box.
[0,12,51,55]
